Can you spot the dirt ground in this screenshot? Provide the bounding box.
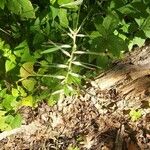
[0,44,150,150]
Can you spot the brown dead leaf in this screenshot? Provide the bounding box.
[127,141,139,150]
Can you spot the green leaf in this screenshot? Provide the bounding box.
[44,21,50,35]
[0,0,6,9]
[17,86,27,97]
[33,33,45,45]
[58,0,74,5]
[64,84,77,96]
[50,6,59,21]
[59,0,82,8]
[103,13,119,33]
[14,41,35,62]
[94,24,106,36]
[41,47,61,54]
[141,16,150,38]
[7,0,21,14]
[58,8,69,28]
[30,18,40,33]
[12,88,19,97]
[117,4,135,15]
[0,116,11,131]
[0,111,6,116]
[5,59,16,72]
[20,62,35,78]
[128,36,145,50]
[91,37,107,52]
[21,95,34,107]
[2,95,17,111]
[50,0,57,5]
[0,88,7,97]
[67,146,80,150]
[96,56,110,68]
[48,94,59,106]
[67,73,81,85]
[22,78,37,91]
[107,35,128,56]
[19,0,35,18]
[143,0,150,4]
[10,114,22,129]
[129,109,142,121]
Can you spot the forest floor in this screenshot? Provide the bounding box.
[0,45,150,150]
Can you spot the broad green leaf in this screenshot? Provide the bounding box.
[67,73,81,85]
[103,13,119,33]
[12,88,19,97]
[10,114,22,129]
[108,0,127,10]
[129,37,145,50]
[63,85,74,96]
[20,62,35,78]
[30,18,40,32]
[118,2,147,17]
[5,115,14,125]
[135,18,145,27]
[0,116,11,131]
[143,0,150,4]
[22,78,37,91]
[2,95,17,111]
[50,0,57,5]
[17,86,27,97]
[0,111,6,116]
[7,0,21,14]
[91,37,107,52]
[20,0,35,18]
[90,31,101,39]
[59,0,82,8]
[33,33,45,45]
[0,0,6,9]
[48,94,59,106]
[67,146,80,150]
[117,4,135,15]
[129,109,142,121]
[107,35,128,56]
[58,8,69,28]
[14,41,35,62]
[94,24,106,36]
[0,39,4,48]
[5,60,16,72]
[44,21,50,35]
[21,95,34,107]
[96,56,110,69]
[58,0,74,5]
[50,6,59,21]
[141,16,150,38]
[0,88,7,97]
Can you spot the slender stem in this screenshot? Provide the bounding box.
[63,29,78,84]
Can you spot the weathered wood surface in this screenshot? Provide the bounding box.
[91,45,150,109]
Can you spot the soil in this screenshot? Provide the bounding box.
[0,45,150,150]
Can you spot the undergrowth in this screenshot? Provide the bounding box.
[0,0,150,130]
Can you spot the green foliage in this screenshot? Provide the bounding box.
[129,109,142,121]
[67,145,80,150]
[0,0,149,130]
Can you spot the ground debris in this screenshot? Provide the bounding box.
[0,45,150,149]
